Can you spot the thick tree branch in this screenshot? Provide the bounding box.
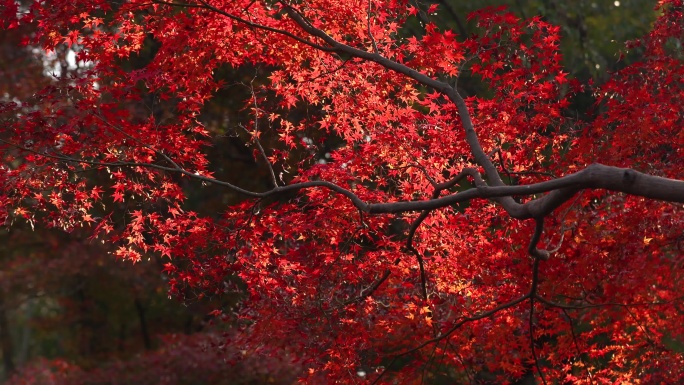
[5,139,683,215]
[528,218,550,260]
[368,164,684,215]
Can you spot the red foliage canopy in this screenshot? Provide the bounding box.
[1,0,683,383]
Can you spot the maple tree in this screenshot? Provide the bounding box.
[1,0,683,383]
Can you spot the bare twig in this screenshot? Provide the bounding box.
[529,284,548,385]
[534,295,684,310]
[367,0,379,54]
[341,267,393,307]
[93,112,182,170]
[561,309,595,381]
[241,78,278,187]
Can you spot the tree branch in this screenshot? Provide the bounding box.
[528,258,548,385]
[371,292,531,385]
[241,78,279,188]
[5,138,683,216]
[150,0,336,52]
[528,218,550,260]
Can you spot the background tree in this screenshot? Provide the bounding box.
[1,0,682,384]
[0,2,291,383]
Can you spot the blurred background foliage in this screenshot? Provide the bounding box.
[0,0,659,383]
[417,0,656,81]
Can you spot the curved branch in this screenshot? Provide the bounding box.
[342,269,392,307]
[5,139,683,217]
[280,3,454,93]
[528,218,550,260]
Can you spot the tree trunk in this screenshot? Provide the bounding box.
[0,289,16,378]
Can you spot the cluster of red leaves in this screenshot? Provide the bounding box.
[1,0,682,383]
